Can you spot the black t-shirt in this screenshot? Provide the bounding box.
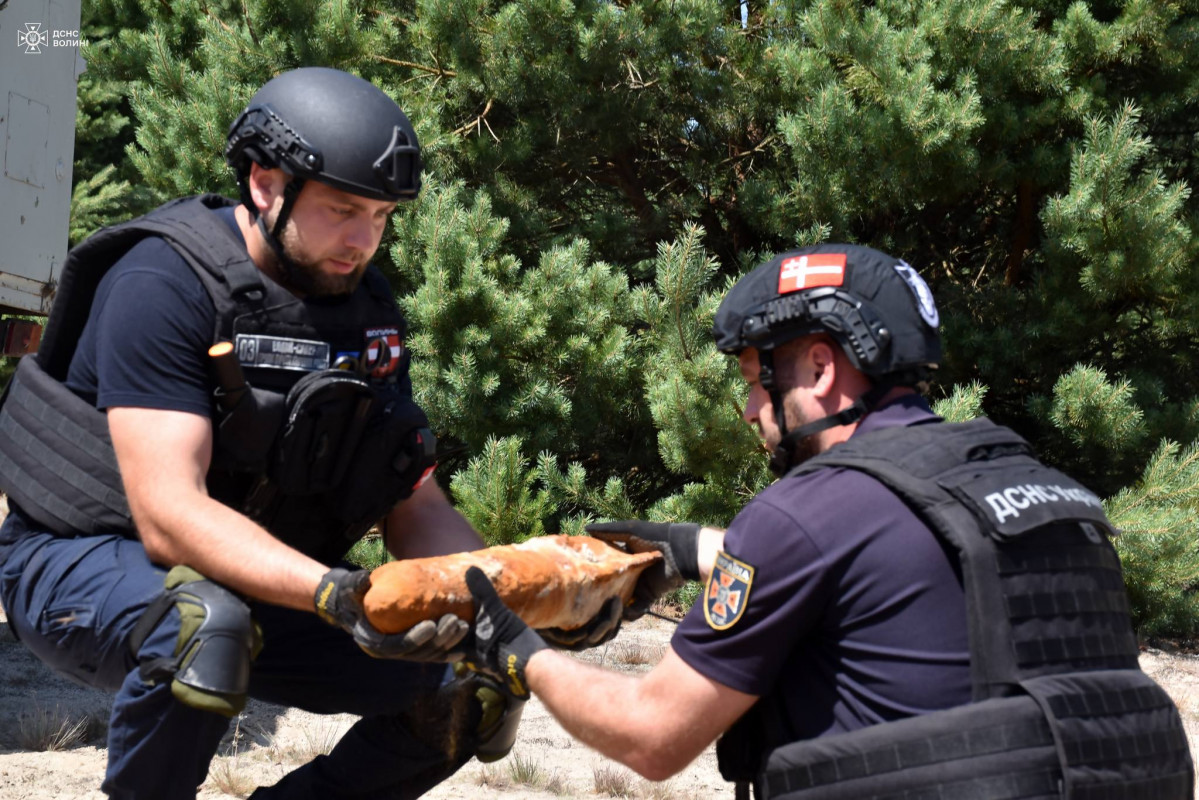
[63,206,241,416]
[673,396,972,740]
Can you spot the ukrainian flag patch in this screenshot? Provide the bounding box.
[704,551,755,631]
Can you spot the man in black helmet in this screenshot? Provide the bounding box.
[455,245,1191,798]
[0,67,614,799]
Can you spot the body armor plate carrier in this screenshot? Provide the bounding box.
[716,418,1193,799]
[0,195,436,564]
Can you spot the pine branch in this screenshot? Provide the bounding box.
[372,55,457,78]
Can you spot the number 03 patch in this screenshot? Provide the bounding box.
[704,551,755,631]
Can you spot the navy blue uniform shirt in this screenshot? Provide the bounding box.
[672,395,971,740]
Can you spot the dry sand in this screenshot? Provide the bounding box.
[2,605,1197,799]
[0,607,726,799]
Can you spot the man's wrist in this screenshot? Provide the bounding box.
[695,527,725,582]
[523,646,558,690]
[313,567,366,630]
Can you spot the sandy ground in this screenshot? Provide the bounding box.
[2,601,1198,799]
[0,606,726,799]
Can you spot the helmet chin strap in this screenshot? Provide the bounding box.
[757,349,890,476]
[252,177,306,277]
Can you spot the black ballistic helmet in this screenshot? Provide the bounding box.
[714,244,942,474]
[225,66,422,203]
[713,243,941,387]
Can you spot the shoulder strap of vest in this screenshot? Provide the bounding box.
[787,418,1116,555]
[142,194,265,295]
[37,195,263,380]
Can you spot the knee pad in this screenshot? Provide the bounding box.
[131,566,262,717]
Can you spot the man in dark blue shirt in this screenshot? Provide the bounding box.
[454,244,969,782]
[670,394,969,743]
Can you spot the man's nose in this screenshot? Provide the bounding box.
[344,217,377,252]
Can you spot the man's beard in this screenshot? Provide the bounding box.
[266,213,366,297]
[767,393,820,468]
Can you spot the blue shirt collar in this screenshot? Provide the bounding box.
[854,393,941,437]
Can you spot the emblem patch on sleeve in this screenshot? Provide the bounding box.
[704,551,755,631]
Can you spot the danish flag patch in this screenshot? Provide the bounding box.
[778,253,847,294]
[704,551,755,631]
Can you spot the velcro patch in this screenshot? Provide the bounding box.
[778,253,846,294]
[941,465,1115,542]
[704,551,755,631]
[363,327,404,378]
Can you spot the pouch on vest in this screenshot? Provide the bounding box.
[273,369,376,494]
[212,385,286,472]
[1019,669,1192,798]
[757,672,1192,800]
[718,703,768,784]
[758,694,1061,800]
[333,394,435,526]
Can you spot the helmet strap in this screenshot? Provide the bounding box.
[254,177,306,276]
[768,400,866,476]
[271,177,304,239]
[756,349,788,439]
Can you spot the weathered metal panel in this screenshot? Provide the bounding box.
[0,0,84,314]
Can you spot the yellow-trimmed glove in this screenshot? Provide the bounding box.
[314,567,468,661]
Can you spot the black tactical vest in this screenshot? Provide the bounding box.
[716,418,1192,799]
[0,195,436,564]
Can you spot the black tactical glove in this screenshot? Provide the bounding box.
[585,520,701,620]
[462,566,548,699]
[314,567,468,661]
[537,596,623,651]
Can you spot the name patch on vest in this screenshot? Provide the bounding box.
[942,465,1115,541]
[705,551,755,631]
[235,334,331,372]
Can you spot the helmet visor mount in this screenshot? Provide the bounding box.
[372,126,421,201]
[227,104,324,180]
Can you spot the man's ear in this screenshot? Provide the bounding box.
[808,340,838,398]
[247,163,287,219]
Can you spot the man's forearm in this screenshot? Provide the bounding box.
[110,406,328,611]
[524,650,699,781]
[384,479,485,559]
[136,491,328,611]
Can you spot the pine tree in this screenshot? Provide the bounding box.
[69,0,1199,633]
